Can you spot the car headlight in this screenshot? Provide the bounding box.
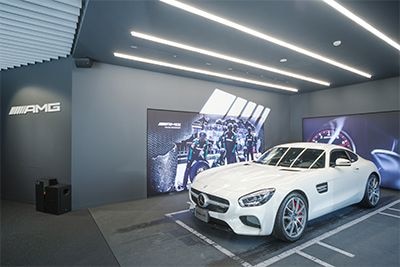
[238,188,275,207]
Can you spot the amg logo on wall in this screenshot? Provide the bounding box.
[8,102,61,116]
[303,111,400,190]
[147,89,271,197]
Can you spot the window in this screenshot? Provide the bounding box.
[256,147,288,166]
[292,149,324,169]
[311,153,326,169]
[347,151,359,162]
[330,150,350,166]
[278,148,305,167]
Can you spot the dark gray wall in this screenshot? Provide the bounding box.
[71,62,291,209]
[289,76,400,141]
[1,59,72,203]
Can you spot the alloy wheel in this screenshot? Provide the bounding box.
[282,196,307,239]
[367,176,380,206]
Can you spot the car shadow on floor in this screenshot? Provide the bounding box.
[170,189,400,266]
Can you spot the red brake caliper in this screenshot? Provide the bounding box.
[297,201,302,222]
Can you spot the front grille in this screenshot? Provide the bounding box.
[191,188,230,213]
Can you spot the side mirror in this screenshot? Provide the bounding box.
[335,158,351,167]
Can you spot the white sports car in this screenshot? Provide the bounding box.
[189,142,380,242]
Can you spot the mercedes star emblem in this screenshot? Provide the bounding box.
[198,193,209,208]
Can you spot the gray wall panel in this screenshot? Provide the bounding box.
[289,77,400,141]
[71,62,291,209]
[1,59,72,203]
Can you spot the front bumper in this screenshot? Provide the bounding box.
[189,187,279,236]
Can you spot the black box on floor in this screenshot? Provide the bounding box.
[35,179,58,212]
[45,184,72,215]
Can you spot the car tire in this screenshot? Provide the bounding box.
[273,192,308,242]
[360,173,380,208]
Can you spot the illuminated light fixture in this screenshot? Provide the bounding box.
[226,97,247,117]
[251,105,265,121]
[323,0,400,51]
[241,102,257,118]
[260,108,271,125]
[200,89,236,115]
[160,0,372,78]
[279,58,287,63]
[333,40,342,47]
[131,31,330,86]
[113,52,298,92]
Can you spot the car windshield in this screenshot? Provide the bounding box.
[255,147,288,165]
[256,147,325,168]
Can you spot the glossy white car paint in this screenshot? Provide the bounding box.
[189,142,379,236]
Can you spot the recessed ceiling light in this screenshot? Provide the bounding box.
[323,0,400,51]
[228,67,233,71]
[160,0,372,78]
[130,45,138,49]
[279,58,287,63]
[205,62,212,65]
[173,54,177,58]
[333,40,341,47]
[113,52,298,92]
[131,31,330,86]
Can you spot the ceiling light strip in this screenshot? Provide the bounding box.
[131,31,330,86]
[114,52,298,92]
[0,3,77,28]
[160,0,372,78]
[2,0,78,22]
[0,11,75,34]
[323,0,400,51]
[0,18,75,39]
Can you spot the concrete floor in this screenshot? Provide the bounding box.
[2,189,399,266]
[89,189,400,267]
[1,200,118,266]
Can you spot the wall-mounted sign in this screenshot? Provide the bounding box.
[303,111,400,190]
[147,89,270,197]
[8,102,61,116]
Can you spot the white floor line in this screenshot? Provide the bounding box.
[174,219,253,267]
[379,212,400,219]
[296,251,335,267]
[165,209,190,217]
[387,207,400,212]
[254,199,400,267]
[317,241,355,257]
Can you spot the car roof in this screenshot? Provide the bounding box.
[275,142,350,151]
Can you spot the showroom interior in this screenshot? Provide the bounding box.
[1,0,399,266]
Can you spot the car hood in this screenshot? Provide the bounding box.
[192,162,308,196]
